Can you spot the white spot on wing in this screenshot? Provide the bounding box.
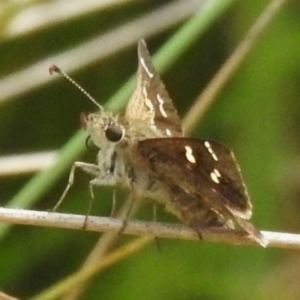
[185,146,196,164]
[145,98,154,113]
[166,128,172,136]
[214,168,221,177]
[210,168,221,184]
[210,172,220,183]
[143,87,154,113]
[204,141,218,161]
[142,86,147,98]
[143,86,155,125]
[156,93,168,118]
[140,57,154,78]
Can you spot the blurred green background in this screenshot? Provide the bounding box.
[0,0,300,299]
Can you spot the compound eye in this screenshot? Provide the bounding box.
[105,124,124,142]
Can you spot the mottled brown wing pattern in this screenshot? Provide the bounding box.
[138,138,251,216]
[137,137,267,246]
[124,39,183,137]
[166,183,234,231]
[54,39,266,246]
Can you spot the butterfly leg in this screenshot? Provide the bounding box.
[52,161,100,229]
[53,161,100,211]
[117,184,140,235]
[151,204,162,252]
[80,172,121,228]
[109,189,117,217]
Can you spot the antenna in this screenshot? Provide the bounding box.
[49,64,103,110]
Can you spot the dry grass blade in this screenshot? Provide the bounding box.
[2,208,300,250]
[0,0,203,105]
[0,152,57,176]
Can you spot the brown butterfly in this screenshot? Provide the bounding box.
[54,39,267,247]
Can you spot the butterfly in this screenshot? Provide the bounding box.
[54,39,267,247]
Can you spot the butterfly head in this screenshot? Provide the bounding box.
[80,112,125,147]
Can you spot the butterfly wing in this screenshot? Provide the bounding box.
[166,183,234,231]
[138,138,251,217]
[124,39,183,138]
[137,137,267,246]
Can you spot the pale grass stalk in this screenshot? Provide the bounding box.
[0,0,203,105]
[1,207,300,250]
[0,291,19,300]
[4,0,133,37]
[0,152,57,176]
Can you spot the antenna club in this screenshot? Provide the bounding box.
[80,112,88,129]
[49,64,61,75]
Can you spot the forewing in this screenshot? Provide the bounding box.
[124,39,183,137]
[137,137,268,246]
[137,137,252,219]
